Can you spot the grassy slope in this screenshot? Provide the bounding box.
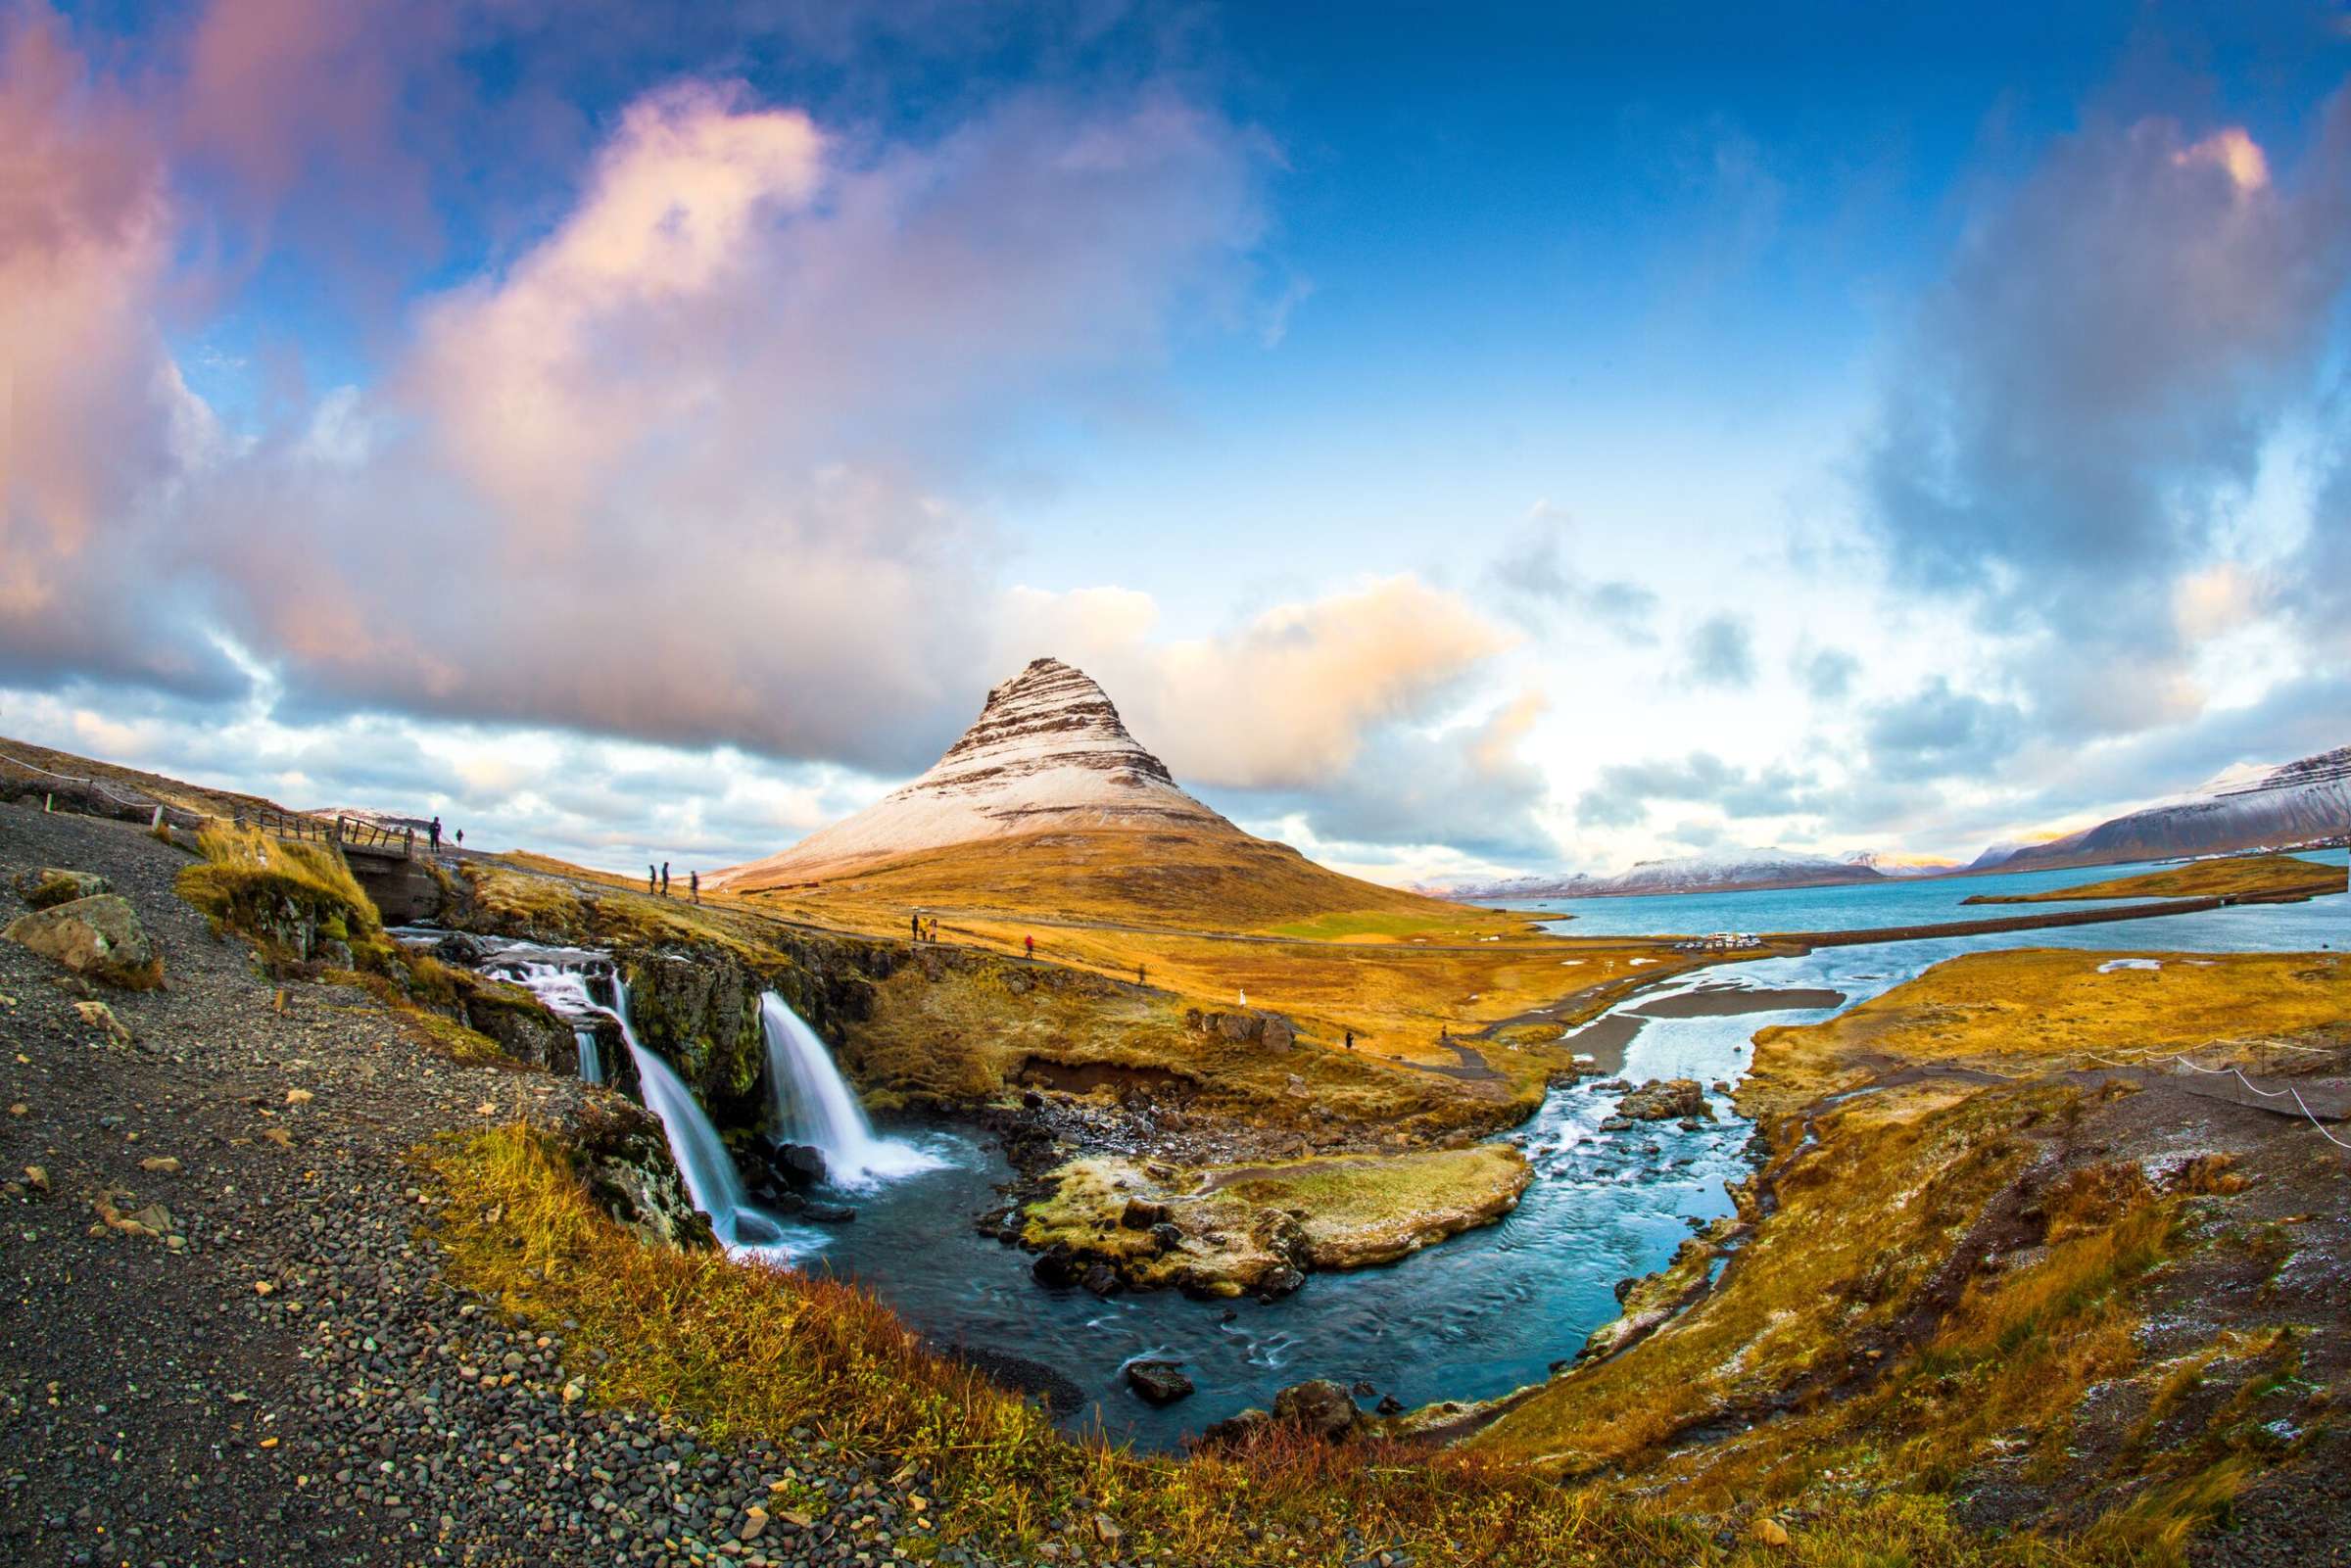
[432,1121,2071,1566]
[1962,853,2345,905]
[724,826,1473,932]
[1473,949,2347,1559]
[1,734,284,819]
[1740,948,2351,1118]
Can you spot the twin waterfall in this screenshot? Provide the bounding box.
[476,941,934,1257]
[758,994,938,1188]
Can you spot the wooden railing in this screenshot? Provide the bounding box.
[234,806,415,860]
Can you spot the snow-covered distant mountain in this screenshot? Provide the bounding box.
[1445,846,1890,901]
[1989,743,2350,873]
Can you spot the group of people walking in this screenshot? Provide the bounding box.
[647,862,699,903]
[909,914,942,942]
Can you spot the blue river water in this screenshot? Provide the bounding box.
[1511,849,2347,937]
[785,851,2346,1450]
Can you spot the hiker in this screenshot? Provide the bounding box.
[455,829,463,849]
[428,816,442,852]
[1024,934,1034,960]
[661,862,670,897]
[1136,962,1146,986]
[928,918,939,943]
[911,914,921,941]
[1344,1029,1354,1051]
[648,865,657,894]
[690,870,699,904]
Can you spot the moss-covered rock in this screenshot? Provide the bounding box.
[13,868,112,910]
[4,893,163,989]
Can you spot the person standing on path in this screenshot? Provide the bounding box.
[661,862,670,897]
[911,913,921,941]
[428,816,442,854]
[690,870,699,904]
[648,865,657,895]
[1024,934,1034,960]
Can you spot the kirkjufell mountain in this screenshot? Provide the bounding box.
[711,657,1460,924]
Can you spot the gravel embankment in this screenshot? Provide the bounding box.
[0,804,1038,1568]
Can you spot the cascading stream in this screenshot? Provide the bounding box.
[757,992,941,1188]
[477,948,805,1256]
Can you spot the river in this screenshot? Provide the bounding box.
[789,850,2347,1449]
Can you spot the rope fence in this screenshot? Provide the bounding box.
[0,743,411,858]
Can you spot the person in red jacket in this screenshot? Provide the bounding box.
[1024,934,1034,960]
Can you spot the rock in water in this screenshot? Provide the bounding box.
[1615,1078,1711,1121]
[13,869,112,910]
[4,895,162,989]
[1125,1359,1194,1404]
[706,657,1232,885]
[1271,1378,1363,1441]
[770,1143,828,1189]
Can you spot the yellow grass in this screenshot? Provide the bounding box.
[1022,1145,1530,1291]
[1472,1078,2047,1474]
[1740,949,2351,1117]
[1962,854,2344,905]
[175,823,386,960]
[430,1121,2085,1567]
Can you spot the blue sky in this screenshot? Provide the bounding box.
[3,0,2346,882]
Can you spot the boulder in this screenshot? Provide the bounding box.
[1148,1220,1184,1254]
[1197,1406,1271,1448]
[4,895,162,990]
[1080,1262,1123,1298]
[1120,1196,1172,1229]
[14,869,111,910]
[800,1201,855,1223]
[1271,1378,1362,1441]
[1125,1359,1194,1405]
[771,1143,828,1189]
[1256,1264,1306,1301]
[1615,1077,1711,1122]
[1032,1242,1081,1288]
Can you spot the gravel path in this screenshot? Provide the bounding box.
[0,804,1032,1568]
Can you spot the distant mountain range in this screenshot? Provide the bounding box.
[1444,740,2348,901]
[1968,743,2350,874]
[1440,846,1900,901]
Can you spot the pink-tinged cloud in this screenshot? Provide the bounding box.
[0,65,1276,772]
[999,576,1518,790]
[0,6,222,691]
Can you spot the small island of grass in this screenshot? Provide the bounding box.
[1961,851,2344,905]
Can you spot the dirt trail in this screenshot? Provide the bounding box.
[0,805,1005,1568]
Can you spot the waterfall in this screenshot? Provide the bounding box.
[487,951,800,1256]
[758,992,940,1188]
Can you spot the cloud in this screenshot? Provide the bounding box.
[1860,99,2351,735]
[1248,689,1556,863]
[0,65,1270,774]
[1574,751,1819,830]
[0,10,236,697]
[1485,508,1658,641]
[1002,575,1517,792]
[1797,645,1860,701]
[1860,678,2025,783]
[1680,612,1756,688]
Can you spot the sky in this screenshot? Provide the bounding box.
[2,0,2348,885]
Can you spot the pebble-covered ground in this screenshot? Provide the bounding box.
[0,803,1044,1568]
